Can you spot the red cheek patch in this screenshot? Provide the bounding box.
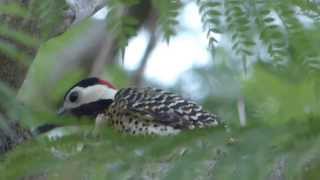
[99,79,116,89]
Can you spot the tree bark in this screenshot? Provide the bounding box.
[0,57,30,90]
[0,0,106,154]
[0,0,106,92]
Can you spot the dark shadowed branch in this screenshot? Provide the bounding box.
[131,12,158,87]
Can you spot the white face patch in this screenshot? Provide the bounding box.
[62,84,117,110]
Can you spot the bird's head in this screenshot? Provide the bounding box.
[58,77,117,117]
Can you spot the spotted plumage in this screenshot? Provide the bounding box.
[58,77,220,135]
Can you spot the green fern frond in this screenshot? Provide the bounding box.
[197,0,222,49]
[152,0,180,43]
[0,25,39,48]
[0,42,32,63]
[223,0,255,71]
[250,1,287,63]
[29,0,67,38]
[0,3,28,17]
[0,1,41,63]
[106,0,141,56]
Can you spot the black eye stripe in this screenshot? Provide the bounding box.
[69,91,79,103]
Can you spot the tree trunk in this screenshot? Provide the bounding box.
[0,0,106,92]
[0,0,106,154]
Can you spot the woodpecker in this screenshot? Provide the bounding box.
[58,77,220,135]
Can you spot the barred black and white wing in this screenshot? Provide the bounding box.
[113,87,220,130]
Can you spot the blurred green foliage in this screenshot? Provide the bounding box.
[1,122,320,179]
[1,0,320,179]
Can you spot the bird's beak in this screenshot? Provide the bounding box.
[57,107,66,116]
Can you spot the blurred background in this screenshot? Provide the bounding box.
[19,1,241,128]
[1,0,320,179]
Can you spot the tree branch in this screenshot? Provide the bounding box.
[66,0,106,25]
[131,12,158,87]
[131,30,158,87]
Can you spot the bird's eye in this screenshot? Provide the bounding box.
[69,91,79,103]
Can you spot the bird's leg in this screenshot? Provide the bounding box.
[92,114,108,137]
